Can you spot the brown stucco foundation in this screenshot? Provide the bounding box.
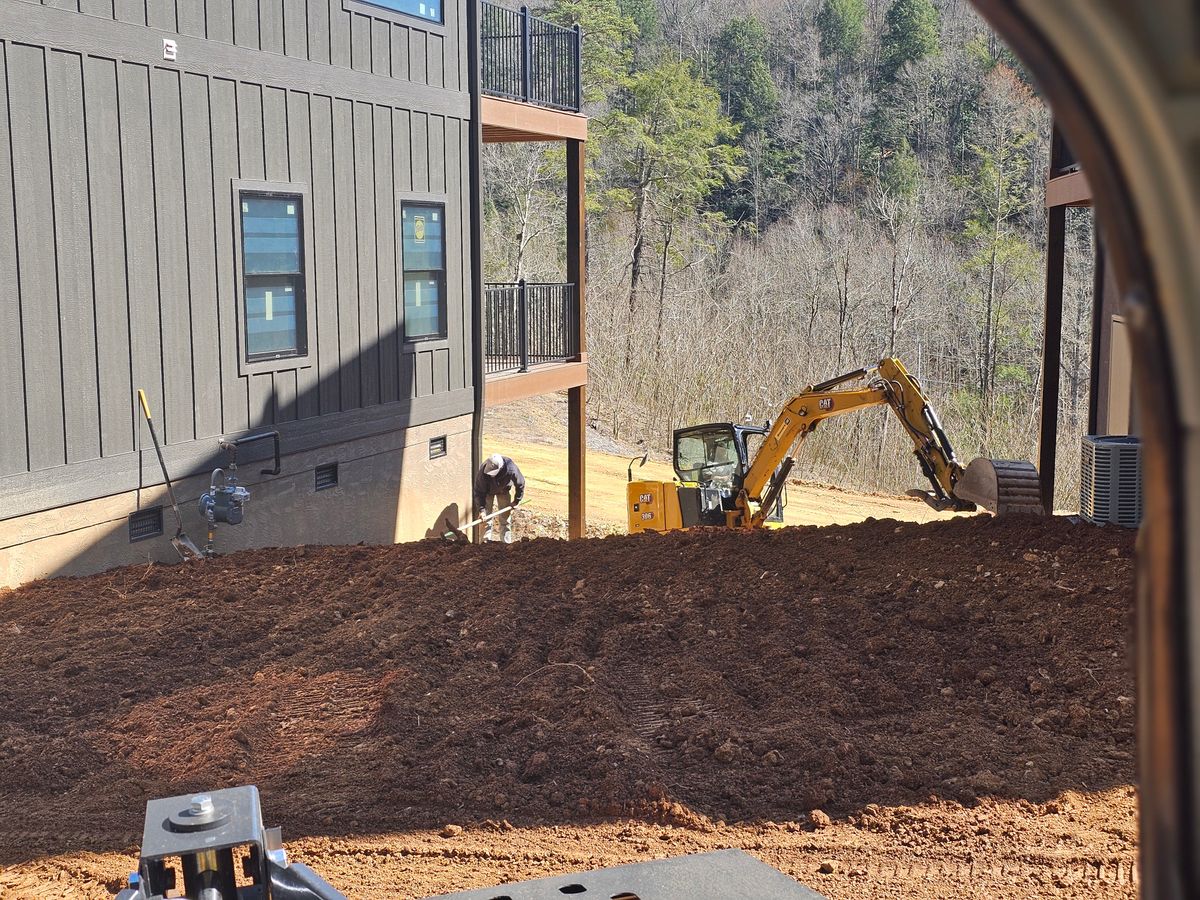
[0,415,472,588]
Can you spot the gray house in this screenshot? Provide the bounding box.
[0,0,589,585]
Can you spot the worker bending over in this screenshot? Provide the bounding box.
[474,453,525,543]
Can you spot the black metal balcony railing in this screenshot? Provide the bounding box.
[481,2,582,113]
[485,281,578,375]
[1050,125,1079,176]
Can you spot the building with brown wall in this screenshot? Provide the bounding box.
[0,0,588,586]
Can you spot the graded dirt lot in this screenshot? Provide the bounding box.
[483,436,956,532]
[482,392,961,532]
[0,515,1136,899]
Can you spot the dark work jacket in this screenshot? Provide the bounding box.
[473,457,525,512]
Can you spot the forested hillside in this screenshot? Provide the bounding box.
[482,0,1096,509]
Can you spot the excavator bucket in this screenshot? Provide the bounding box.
[955,458,1044,515]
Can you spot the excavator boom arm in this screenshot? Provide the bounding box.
[739,385,889,502]
[736,358,969,527]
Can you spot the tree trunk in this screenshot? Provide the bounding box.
[753,133,763,232]
[625,151,652,367]
[876,410,891,473]
[888,235,902,358]
[656,222,673,345]
[836,252,851,370]
[806,289,819,348]
[981,156,1003,454]
[512,155,541,281]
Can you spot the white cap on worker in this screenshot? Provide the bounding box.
[484,453,504,475]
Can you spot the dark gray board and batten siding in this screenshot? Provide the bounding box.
[0,0,476,520]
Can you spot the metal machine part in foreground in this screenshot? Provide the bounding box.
[116,785,345,900]
[118,787,824,900]
[424,849,827,900]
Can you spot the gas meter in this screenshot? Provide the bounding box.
[197,431,280,554]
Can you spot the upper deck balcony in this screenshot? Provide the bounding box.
[479,2,587,143]
[481,1,582,113]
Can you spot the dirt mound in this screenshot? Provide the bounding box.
[0,514,1136,896]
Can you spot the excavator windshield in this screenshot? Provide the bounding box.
[674,425,741,486]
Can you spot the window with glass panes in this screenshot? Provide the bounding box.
[402,203,446,340]
[353,0,441,24]
[240,194,307,361]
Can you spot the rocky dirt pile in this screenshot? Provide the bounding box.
[0,514,1136,897]
[507,510,621,540]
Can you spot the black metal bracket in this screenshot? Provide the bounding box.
[220,431,282,475]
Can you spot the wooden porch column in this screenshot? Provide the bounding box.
[1087,219,1106,435]
[567,139,587,539]
[1039,202,1066,513]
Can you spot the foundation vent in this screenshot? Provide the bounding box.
[1080,435,1142,528]
[315,462,339,491]
[128,506,164,542]
[429,435,447,459]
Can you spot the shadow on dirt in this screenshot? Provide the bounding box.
[0,515,1136,866]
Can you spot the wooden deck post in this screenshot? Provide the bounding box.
[1039,202,1066,513]
[1087,220,1106,435]
[567,138,586,539]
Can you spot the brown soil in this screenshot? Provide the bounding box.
[0,515,1137,899]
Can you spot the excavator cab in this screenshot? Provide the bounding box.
[627,424,785,533]
[673,424,744,527]
[674,425,741,486]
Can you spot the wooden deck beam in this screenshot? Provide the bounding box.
[484,360,588,408]
[482,96,588,143]
[1045,169,1092,207]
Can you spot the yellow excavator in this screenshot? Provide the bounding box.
[627,357,1042,532]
